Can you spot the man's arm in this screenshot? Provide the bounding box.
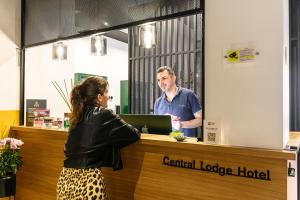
[180,110,202,128]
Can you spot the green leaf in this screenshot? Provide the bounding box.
[0,147,23,178]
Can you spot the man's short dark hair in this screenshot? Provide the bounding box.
[156,66,175,76]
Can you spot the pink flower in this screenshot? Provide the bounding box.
[0,137,24,149]
[0,138,8,146]
[10,143,18,150]
[0,140,5,146]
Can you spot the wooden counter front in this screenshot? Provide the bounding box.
[9,126,296,200]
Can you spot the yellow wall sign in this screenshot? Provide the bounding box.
[227,50,239,63]
[226,48,257,64]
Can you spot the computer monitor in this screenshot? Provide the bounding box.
[119,114,172,135]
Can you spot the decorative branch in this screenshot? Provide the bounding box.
[64,79,70,101]
[51,80,72,112]
[71,78,74,89]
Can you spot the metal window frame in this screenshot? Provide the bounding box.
[19,0,205,126]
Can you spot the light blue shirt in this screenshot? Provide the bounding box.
[154,87,201,137]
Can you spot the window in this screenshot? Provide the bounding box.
[128,14,203,115]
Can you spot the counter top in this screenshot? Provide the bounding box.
[11,126,296,161]
[10,125,296,200]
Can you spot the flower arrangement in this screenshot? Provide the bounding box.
[0,137,24,178]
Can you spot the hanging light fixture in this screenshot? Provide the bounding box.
[91,35,107,56]
[139,23,156,48]
[52,42,67,60]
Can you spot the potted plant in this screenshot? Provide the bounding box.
[0,137,23,197]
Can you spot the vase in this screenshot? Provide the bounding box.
[64,112,71,129]
[0,174,16,197]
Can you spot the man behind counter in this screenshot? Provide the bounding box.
[154,66,202,137]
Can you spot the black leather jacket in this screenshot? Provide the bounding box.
[64,106,140,170]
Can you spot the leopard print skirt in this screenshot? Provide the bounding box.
[57,167,107,200]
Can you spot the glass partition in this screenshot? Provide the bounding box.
[24,29,129,123]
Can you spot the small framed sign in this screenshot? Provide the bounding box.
[203,119,221,144]
[26,99,47,126]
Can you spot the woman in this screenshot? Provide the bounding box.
[57,76,140,200]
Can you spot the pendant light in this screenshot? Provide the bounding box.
[52,42,67,60]
[91,35,107,56]
[139,23,156,48]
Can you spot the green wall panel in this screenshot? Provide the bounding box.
[120,80,128,114]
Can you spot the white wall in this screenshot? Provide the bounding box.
[25,42,75,118]
[25,35,128,118]
[0,0,20,110]
[205,0,289,149]
[73,36,128,106]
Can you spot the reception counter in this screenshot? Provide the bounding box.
[9,126,297,200]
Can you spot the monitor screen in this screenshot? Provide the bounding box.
[119,114,172,135]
